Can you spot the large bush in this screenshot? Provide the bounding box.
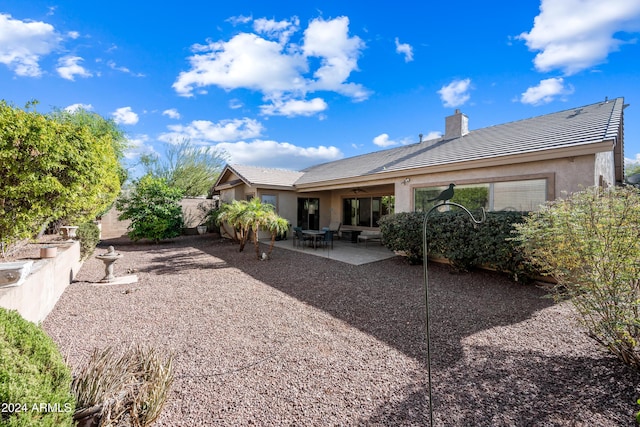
[379,209,533,279]
[0,308,75,426]
[514,186,640,368]
[116,175,184,242]
[0,101,125,251]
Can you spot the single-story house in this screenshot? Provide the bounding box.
[213,97,627,234]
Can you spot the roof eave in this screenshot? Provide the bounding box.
[294,140,616,191]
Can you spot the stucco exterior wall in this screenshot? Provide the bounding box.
[594,151,615,187]
[390,154,595,213]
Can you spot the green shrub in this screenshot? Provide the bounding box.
[116,175,184,243]
[378,212,424,265]
[378,209,533,279]
[75,222,101,261]
[513,186,640,369]
[0,308,74,426]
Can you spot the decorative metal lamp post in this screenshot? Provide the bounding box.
[422,185,485,426]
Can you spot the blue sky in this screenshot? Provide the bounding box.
[2,0,640,176]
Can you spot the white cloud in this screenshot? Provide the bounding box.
[173,16,370,117]
[253,17,300,44]
[373,133,417,148]
[64,103,93,112]
[227,15,253,26]
[214,139,342,170]
[0,13,61,77]
[625,153,640,164]
[124,134,154,160]
[162,108,181,119]
[302,16,370,100]
[438,78,472,107]
[420,131,442,142]
[260,97,328,117]
[229,99,243,109]
[518,0,640,75]
[520,77,574,105]
[56,55,92,80]
[395,37,414,62]
[112,106,139,125]
[173,32,307,96]
[373,134,397,148]
[158,118,264,144]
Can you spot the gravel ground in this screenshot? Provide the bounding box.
[41,234,640,426]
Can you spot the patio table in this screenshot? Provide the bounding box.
[301,230,326,249]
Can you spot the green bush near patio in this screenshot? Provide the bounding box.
[514,185,640,369]
[0,308,75,427]
[379,210,534,279]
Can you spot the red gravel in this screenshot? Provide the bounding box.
[41,235,640,426]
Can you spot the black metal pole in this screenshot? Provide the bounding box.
[422,201,485,426]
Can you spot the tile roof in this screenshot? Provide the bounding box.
[295,97,624,185]
[224,164,304,188]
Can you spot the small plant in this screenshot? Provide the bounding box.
[71,345,174,427]
[75,222,101,261]
[636,398,640,424]
[0,308,75,426]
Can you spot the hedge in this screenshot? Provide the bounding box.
[378,210,536,280]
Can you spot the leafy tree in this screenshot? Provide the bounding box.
[116,175,184,242]
[140,140,228,197]
[216,198,289,259]
[514,186,640,368]
[0,101,124,252]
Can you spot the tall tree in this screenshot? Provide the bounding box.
[0,101,124,252]
[140,140,228,197]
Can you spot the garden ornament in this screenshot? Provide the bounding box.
[427,183,455,203]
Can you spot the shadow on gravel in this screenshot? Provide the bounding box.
[360,351,639,426]
[101,235,553,366]
[96,235,640,425]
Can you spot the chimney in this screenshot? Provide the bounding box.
[444,109,469,139]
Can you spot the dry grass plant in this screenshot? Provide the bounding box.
[71,345,174,427]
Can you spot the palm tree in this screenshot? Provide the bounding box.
[216,198,290,258]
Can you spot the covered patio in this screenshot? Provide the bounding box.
[271,235,397,265]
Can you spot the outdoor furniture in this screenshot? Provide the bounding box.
[341,230,362,243]
[357,230,382,247]
[328,221,342,240]
[320,227,333,249]
[292,227,309,248]
[301,229,326,249]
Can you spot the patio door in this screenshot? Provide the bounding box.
[297,198,319,230]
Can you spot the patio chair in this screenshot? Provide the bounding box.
[320,227,333,249]
[328,221,342,240]
[292,227,309,248]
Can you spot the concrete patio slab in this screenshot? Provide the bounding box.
[271,237,398,265]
